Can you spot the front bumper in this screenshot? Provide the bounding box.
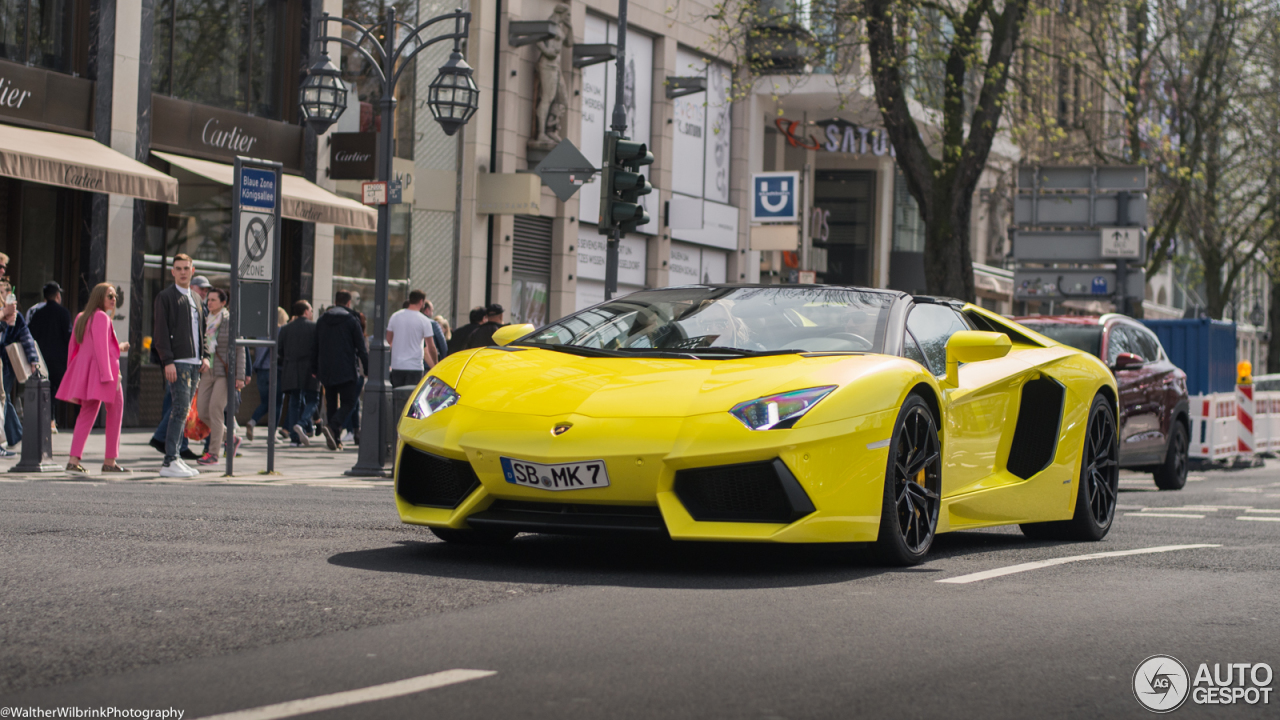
[394,404,897,543]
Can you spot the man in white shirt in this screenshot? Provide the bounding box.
[386,290,438,387]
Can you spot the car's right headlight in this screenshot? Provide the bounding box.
[406,376,460,419]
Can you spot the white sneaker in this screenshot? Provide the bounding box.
[340,430,355,445]
[177,458,200,476]
[293,425,311,447]
[160,462,193,478]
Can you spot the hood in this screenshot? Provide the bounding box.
[452,347,912,418]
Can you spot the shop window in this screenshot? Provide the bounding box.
[152,0,301,120]
[0,0,87,74]
[331,199,409,320]
[892,169,924,253]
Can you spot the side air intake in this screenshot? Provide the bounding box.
[1006,376,1065,479]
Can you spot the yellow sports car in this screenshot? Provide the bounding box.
[395,286,1120,565]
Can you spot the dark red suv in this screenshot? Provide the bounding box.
[1014,314,1190,490]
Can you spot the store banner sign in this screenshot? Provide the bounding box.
[329,133,377,179]
[0,58,93,132]
[152,95,303,170]
[751,171,799,222]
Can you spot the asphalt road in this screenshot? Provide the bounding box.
[1,463,1277,719]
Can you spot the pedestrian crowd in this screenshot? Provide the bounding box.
[0,249,514,476]
[0,249,519,474]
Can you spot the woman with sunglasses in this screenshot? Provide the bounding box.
[58,283,130,474]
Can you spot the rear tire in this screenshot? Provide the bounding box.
[1021,394,1119,542]
[873,395,943,566]
[1153,422,1189,491]
[430,526,518,545]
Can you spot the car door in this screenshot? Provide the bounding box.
[1134,326,1177,457]
[1107,323,1162,464]
[907,304,1031,500]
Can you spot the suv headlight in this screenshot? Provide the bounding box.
[729,386,837,431]
[406,376,460,419]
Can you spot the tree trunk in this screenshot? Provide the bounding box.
[922,183,976,301]
[1269,275,1280,374]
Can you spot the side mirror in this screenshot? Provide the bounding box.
[1112,352,1145,370]
[491,323,535,346]
[943,331,1012,388]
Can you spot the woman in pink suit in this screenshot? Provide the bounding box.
[58,283,130,474]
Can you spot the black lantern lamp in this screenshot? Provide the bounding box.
[299,53,348,133]
[427,50,479,136]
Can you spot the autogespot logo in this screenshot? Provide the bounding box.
[1134,655,1190,713]
[1134,655,1275,712]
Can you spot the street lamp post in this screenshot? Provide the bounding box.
[300,8,478,477]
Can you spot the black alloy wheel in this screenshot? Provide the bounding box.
[874,395,942,565]
[1153,422,1189,491]
[1081,398,1120,529]
[1021,394,1118,541]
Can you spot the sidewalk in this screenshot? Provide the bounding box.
[0,428,394,487]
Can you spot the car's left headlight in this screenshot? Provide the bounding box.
[729,386,837,430]
[406,376,460,419]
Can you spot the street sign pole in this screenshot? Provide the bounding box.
[230,156,283,477]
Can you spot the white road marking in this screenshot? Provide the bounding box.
[1238,516,1280,523]
[1195,505,1254,510]
[1245,508,1280,514]
[1170,507,1221,512]
[937,544,1221,584]
[1116,505,1146,511]
[1126,512,1206,519]
[191,669,496,720]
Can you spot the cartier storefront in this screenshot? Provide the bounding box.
[135,95,374,364]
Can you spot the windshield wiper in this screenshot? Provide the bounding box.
[511,342,621,358]
[683,347,807,358]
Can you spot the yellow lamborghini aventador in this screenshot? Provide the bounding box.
[394,286,1120,565]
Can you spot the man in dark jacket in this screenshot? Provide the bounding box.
[27,282,71,423]
[448,306,487,355]
[465,304,507,349]
[152,254,207,477]
[278,300,320,446]
[315,290,368,451]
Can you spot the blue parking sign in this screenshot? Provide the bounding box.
[239,168,277,211]
[751,171,799,222]
[1091,276,1108,294]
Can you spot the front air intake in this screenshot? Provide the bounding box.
[674,459,815,523]
[396,446,480,508]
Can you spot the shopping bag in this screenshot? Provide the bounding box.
[184,391,209,441]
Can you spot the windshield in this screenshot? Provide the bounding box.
[1020,323,1103,358]
[520,287,895,356]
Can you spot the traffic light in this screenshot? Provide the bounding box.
[599,131,654,235]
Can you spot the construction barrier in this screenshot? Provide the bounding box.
[1190,393,1238,462]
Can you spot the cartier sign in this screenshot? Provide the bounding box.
[0,58,93,134]
[151,95,302,170]
[328,132,377,179]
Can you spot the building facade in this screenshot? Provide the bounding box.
[0,0,1016,426]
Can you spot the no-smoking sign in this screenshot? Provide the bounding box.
[238,210,274,281]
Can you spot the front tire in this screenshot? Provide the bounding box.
[1153,421,1188,491]
[1020,394,1118,541]
[873,395,942,566]
[430,526,518,545]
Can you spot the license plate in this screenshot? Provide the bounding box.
[500,457,611,491]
